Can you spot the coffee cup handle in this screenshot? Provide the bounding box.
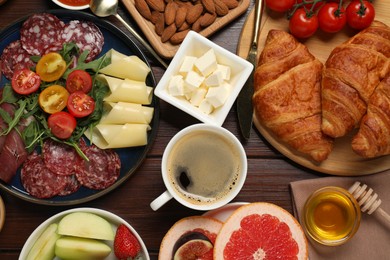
[150,190,173,211]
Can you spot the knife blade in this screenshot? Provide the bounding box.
[237,0,264,141]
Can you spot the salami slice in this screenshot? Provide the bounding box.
[75,141,121,190]
[21,152,68,199]
[60,20,104,62]
[0,40,35,79]
[20,13,65,56]
[42,139,81,176]
[58,175,81,196]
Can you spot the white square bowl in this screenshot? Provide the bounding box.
[154,31,254,126]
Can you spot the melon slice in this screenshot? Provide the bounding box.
[159,216,223,260]
[214,202,308,260]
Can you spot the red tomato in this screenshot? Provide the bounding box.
[67,91,95,118]
[11,69,41,95]
[66,70,93,94]
[318,3,347,33]
[265,0,294,12]
[47,111,77,139]
[346,0,375,30]
[289,8,319,38]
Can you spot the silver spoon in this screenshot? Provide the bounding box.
[90,0,169,69]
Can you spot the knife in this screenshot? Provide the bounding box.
[236,0,264,141]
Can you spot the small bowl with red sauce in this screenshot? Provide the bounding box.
[52,0,90,10]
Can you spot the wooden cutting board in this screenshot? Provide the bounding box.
[121,0,250,59]
[237,1,390,176]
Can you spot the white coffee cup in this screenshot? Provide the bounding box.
[150,123,247,211]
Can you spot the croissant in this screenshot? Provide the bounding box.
[321,21,390,138]
[352,75,390,158]
[253,30,333,162]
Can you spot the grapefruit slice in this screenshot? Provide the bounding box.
[159,216,223,260]
[214,202,308,260]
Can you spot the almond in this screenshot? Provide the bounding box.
[155,12,165,36]
[186,3,204,24]
[191,17,202,32]
[175,6,188,27]
[199,12,217,27]
[161,23,177,42]
[135,0,152,20]
[214,0,229,16]
[201,0,215,14]
[150,10,161,24]
[178,21,190,31]
[164,1,178,25]
[146,0,165,12]
[170,29,190,45]
[220,0,238,9]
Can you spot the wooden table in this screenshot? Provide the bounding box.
[0,0,325,259]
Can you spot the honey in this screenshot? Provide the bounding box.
[302,186,361,246]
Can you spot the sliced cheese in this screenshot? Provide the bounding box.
[99,55,150,82]
[85,124,150,149]
[100,102,154,124]
[109,49,128,63]
[98,75,153,104]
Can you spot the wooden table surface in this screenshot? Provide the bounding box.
[0,0,326,259]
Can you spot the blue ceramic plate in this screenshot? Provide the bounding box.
[0,10,159,205]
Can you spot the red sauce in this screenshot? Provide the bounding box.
[58,0,90,6]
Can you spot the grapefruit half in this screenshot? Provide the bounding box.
[214,202,308,260]
[159,216,223,260]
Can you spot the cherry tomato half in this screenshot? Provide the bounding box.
[39,85,70,114]
[289,8,319,38]
[265,0,294,12]
[67,91,95,118]
[346,0,375,30]
[318,3,347,33]
[36,52,67,82]
[47,111,77,139]
[11,69,41,95]
[66,70,93,94]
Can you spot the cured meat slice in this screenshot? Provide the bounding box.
[75,140,120,190]
[58,175,81,196]
[21,152,68,198]
[60,20,104,62]
[20,13,65,56]
[0,127,28,184]
[42,139,81,176]
[0,40,35,79]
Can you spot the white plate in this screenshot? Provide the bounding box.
[203,202,249,222]
[19,208,150,260]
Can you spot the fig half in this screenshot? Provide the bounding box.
[173,239,213,260]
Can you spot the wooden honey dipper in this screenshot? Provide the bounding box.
[349,182,390,223]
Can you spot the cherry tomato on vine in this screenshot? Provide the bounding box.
[47,111,77,139]
[346,0,375,30]
[318,3,347,33]
[66,70,93,94]
[11,69,41,95]
[289,8,319,38]
[265,0,294,12]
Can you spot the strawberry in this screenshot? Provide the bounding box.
[114,224,141,259]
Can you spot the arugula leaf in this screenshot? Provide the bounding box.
[0,84,18,104]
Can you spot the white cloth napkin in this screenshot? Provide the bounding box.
[290,171,390,259]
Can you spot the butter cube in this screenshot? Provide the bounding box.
[190,86,207,107]
[199,99,214,114]
[194,49,218,77]
[179,56,197,76]
[205,82,231,108]
[168,75,184,96]
[205,70,224,87]
[216,64,231,81]
[184,70,205,92]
